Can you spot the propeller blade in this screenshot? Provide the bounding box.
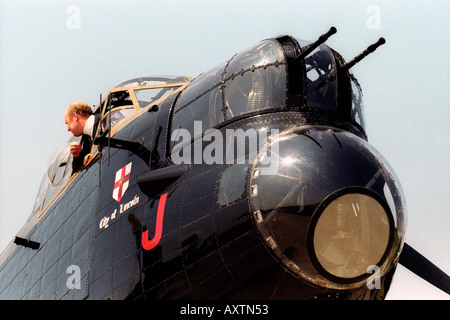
[399,242,450,295]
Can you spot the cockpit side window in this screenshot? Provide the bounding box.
[46,142,73,186]
[33,139,75,215]
[32,175,50,215]
[135,87,179,108]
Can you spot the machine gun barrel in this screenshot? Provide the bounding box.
[298,26,337,60]
[344,37,386,70]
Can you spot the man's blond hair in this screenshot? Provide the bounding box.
[65,101,93,119]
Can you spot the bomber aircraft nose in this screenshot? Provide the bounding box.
[249,126,406,290]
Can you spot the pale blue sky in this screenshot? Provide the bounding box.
[0,0,448,299]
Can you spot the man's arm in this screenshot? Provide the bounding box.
[71,136,93,173]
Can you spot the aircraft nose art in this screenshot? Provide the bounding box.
[113,162,132,202]
[249,126,406,290]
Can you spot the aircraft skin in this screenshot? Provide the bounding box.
[1,30,445,300]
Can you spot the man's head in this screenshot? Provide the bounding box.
[64,102,93,136]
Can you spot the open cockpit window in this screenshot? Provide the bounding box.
[100,90,136,132]
[98,76,190,135]
[110,90,133,108]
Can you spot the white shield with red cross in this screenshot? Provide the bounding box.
[112,162,132,202]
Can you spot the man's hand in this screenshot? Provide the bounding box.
[70,142,82,158]
[83,154,92,166]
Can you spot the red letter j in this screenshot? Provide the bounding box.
[142,192,168,251]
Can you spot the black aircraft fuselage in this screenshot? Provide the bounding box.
[0,29,411,300]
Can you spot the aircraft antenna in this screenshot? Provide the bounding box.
[98,93,103,186]
[297,26,337,60]
[108,94,112,166]
[343,37,386,70]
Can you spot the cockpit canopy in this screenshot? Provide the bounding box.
[114,75,192,88]
[98,75,192,133]
[172,36,366,145]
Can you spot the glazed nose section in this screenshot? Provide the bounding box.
[249,126,406,288]
[308,188,394,282]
